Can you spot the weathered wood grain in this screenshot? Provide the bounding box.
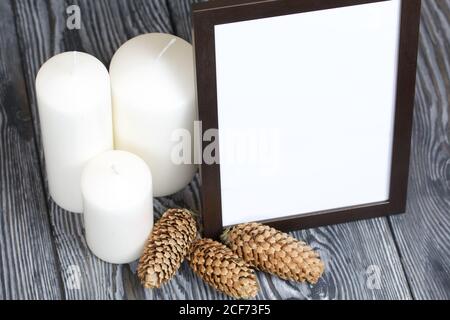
[12,0,174,300]
[0,0,62,300]
[388,0,450,300]
[167,0,205,42]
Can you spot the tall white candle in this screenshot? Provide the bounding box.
[81,150,153,264]
[36,51,113,213]
[110,33,197,197]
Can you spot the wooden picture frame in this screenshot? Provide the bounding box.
[192,0,422,239]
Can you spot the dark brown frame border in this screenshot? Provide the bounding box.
[193,0,422,239]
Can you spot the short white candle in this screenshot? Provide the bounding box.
[36,51,113,213]
[110,33,197,197]
[81,150,153,264]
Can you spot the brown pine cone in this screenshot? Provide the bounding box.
[188,238,259,299]
[222,223,324,284]
[138,208,197,289]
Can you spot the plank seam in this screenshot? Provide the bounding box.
[387,216,416,300]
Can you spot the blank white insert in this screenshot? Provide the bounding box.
[214,0,402,226]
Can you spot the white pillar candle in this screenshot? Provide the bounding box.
[81,150,153,264]
[110,33,197,197]
[36,51,113,213]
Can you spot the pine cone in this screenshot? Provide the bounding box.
[222,223,324,284]
[188,239,259,299]
[138,208,197,289]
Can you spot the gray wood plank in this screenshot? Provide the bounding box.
[388,0,450,300]
[167,0,412,300]
[0,0,62,300]
[12,0,174,300]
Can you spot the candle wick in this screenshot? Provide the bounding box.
[111,164,119,175]
[155,38,177,63]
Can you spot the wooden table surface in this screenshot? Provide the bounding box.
[0,0,449,300]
